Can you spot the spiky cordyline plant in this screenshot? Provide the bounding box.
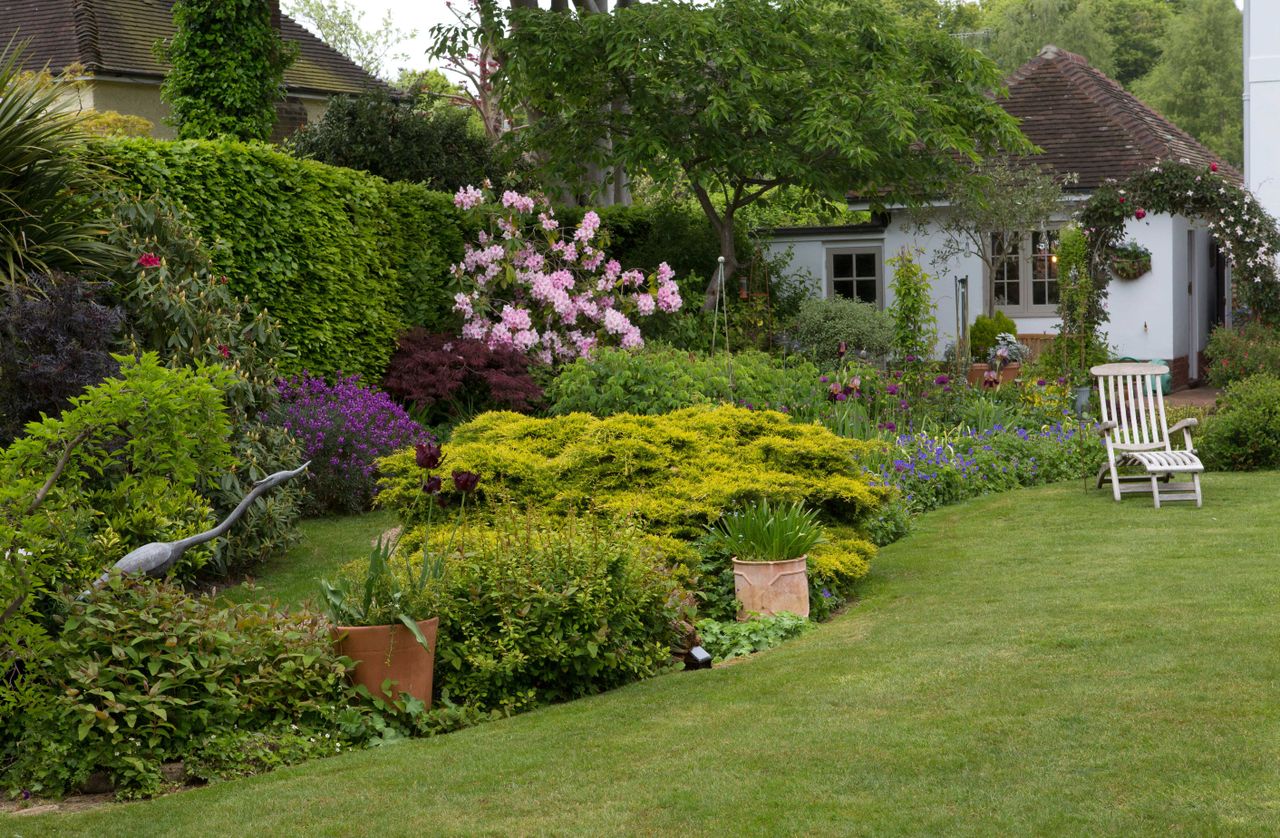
[706,499,827,563]
[0,40,115,284]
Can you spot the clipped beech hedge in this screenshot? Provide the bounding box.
[91,137,468,378]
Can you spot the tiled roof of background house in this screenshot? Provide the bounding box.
[5,0,384,97]
[1004,45,1240,189]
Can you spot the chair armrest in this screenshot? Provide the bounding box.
[1094,420,1116,437]
[1168,417,1199,434]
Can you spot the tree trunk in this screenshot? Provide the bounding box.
[703,211,739,312]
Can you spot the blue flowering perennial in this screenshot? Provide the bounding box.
[864,422,1106,514]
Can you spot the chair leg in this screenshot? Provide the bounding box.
[1150,474,1161,509]
[1193,472,1202,508]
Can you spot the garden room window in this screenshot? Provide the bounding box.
[827,247,882,306]
[989,229,1060,316]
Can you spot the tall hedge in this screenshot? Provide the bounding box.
[89,137,467,378]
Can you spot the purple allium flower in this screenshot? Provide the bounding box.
[934,374,950,386]
[1037,379,1047,387]
[452,469,481,493]
[886,384,899,396]
[906,354,917,363]
[819,375,829,383]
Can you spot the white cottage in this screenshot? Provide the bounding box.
[768,46,1238,390]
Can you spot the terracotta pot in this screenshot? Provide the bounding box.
[968,362,1021,387]
[333,617,438,705]
[732,556,809,620]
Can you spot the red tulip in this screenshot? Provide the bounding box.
[1210,162,1219,173]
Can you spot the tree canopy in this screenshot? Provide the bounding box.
[500,0,1029,303]
[1131,0,1242,165]
[284,0,416,79]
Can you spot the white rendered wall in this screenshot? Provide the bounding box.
[1246,0,1280,221]
[766,210,1216,363]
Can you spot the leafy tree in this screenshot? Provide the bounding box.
[160,0,298,141]
[288,86,501,191]
[1091,0,1175,86]
[980,0,1116,76]
[284,0,416,79]
[1131,0,1242,165]
[916,159,1070,317]
[500,0,1028,308]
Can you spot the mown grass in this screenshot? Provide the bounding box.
[216,510,395,609]
[10,474,1280,836]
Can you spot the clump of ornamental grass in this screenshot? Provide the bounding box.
[704,499,827,562]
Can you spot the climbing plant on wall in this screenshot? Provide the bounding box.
[160,0,297,141]
[1079,161,1280,324]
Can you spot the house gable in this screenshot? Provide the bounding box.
[6,0,384,98]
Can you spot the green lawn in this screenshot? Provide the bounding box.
[11,475,1280,836]
[217,510,395,608]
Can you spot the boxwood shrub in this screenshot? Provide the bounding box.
[89,137,468,378]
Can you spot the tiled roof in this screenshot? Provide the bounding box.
[6,0,384,97]
[1003,45,1240,189]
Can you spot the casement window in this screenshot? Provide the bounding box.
[990,230,1060,316]
[826,247,882,306]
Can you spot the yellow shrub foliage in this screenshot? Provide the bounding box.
[378,406,893,543]
[808,526,876,589]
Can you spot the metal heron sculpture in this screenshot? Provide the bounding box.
[89,462,309,591]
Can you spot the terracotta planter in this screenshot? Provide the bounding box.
[967,362,1021,387]
[732,556,809,620]
[333,617,438,705]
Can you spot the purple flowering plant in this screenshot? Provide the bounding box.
[278,373,431,514]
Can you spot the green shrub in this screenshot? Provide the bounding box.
[89,137,468,378]
[361,512,685,714]
[3,578,360,798]
[695,613,813,663]
[969,311,1018,362]
[105,192,304,573]
[886,249,938,363]
[379,406,890,536]
[787,296,895,366]
[288,87,502,193]
[1201,374,1280,471]
[0,355,234,725]
[1205,322,1280,387]
[545,346,822,416]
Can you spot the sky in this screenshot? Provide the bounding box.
[293,1,459,76]
[308,0,1249,77]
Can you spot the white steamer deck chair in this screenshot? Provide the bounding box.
[1092,362,1203,508]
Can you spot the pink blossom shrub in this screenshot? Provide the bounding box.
[450,185,682,362]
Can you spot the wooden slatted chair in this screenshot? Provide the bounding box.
[1092,362,1203,508]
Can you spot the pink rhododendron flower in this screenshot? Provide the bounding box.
[634,293,656,316]
[620,325,643,349]
[539,212,558,231]
[137,253,162,268]
[453,292,474,317]
[501,191,536,213]
[501,305,532,331]
[656,281,682,313]
[454,185,484,209]
[461,319,488,340]
[513,328,539,352]
[603,308,631,335]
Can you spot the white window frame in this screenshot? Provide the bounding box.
[825,246,883,308]
[989,228,1062,317]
